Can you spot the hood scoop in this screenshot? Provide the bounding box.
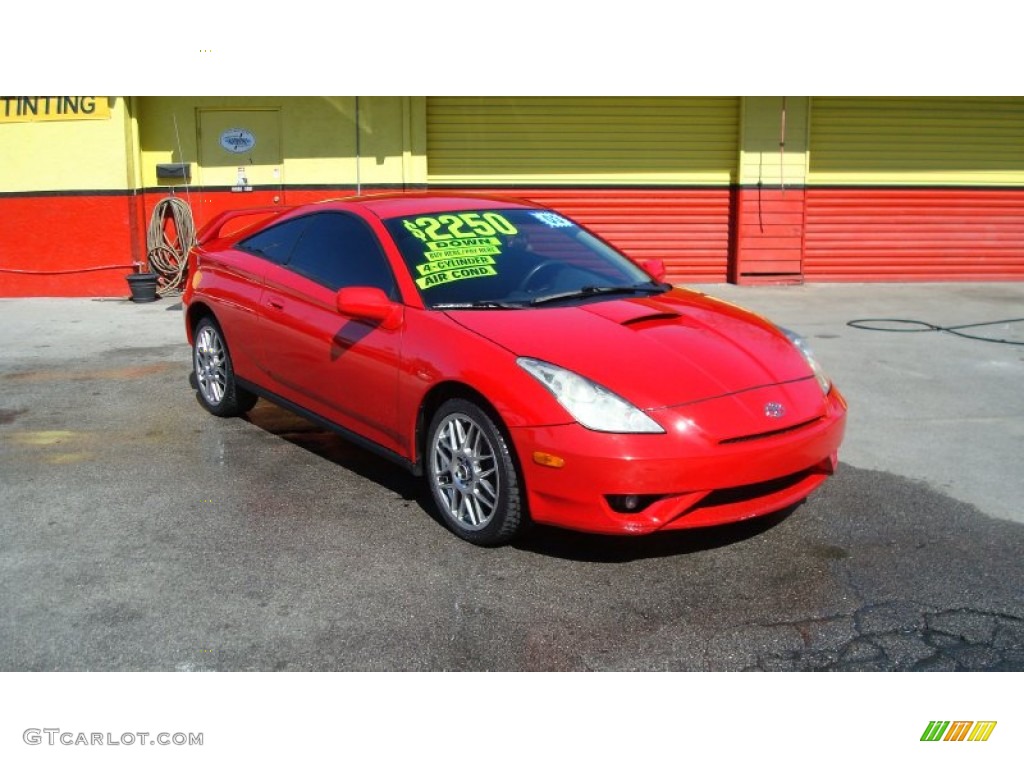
[580,300,681,327]
[621,311,682,329]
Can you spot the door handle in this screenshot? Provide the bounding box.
[267,299,284,310]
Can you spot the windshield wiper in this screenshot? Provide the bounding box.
[529,282,668,307]
[432,300,526,310]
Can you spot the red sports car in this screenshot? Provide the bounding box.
[183,194,846,545]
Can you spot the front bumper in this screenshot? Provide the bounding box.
[508,386,847,535]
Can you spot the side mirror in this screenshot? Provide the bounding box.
[336,286,403,331]
[640,259,667,283]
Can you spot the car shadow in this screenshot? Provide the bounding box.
[513,506,798,563]
[243,401,423,502]
[241,399,800,561]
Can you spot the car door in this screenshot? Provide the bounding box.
[258,211,405,456]
[229,214,314,385]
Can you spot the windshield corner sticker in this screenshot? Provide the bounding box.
[404,212,518,290]
[530,211,572,228]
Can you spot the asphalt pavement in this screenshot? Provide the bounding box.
[0,282,1022,671]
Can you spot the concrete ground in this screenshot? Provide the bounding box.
[1,282,1022,673]
[695,282,1024,525]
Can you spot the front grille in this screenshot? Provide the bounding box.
[719,417,822,445]
[695,468,815,508]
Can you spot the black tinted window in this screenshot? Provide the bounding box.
[286,213,396,295]
[237,216,310,264]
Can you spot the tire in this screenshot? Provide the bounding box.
[192,316,258,417]
[426,398,525,546]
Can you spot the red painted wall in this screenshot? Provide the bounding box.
[804,188,1024,281]
[733,187,805,284]
[0,193,143,297]
[3,186,1022,297]
[0,188,356,297]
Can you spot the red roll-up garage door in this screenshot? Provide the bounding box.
[805,97,1024,281]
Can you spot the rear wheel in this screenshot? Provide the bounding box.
[426,398,525,546]
[192,316,258,417]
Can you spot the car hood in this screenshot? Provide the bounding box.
[444,288,817,410]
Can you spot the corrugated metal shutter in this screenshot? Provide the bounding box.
[425,97,739,282]
[805,97,1024,280]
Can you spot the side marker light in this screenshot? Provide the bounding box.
[532,451,566,468]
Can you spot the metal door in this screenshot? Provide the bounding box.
[197,108,284,204]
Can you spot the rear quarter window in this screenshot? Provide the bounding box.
[236,216,311,264]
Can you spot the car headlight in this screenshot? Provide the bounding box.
[516,358,664,433]
[782,328,832,394]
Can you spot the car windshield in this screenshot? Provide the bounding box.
[382,208,665,308]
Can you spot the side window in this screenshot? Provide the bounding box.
[236,216,311,264]
[286,213,396,295]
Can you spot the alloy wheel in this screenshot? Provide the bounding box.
[430,412,501,531]
[195,324,227,406]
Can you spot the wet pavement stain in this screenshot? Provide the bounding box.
[0,408,28,425]
[4,430,95,464]
[3,362,174,383]
[8,430,80,446]
[42,451,95,465]
[108,345,183,359]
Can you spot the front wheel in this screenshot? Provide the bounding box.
[192,316,258,417]
[426,398,526,546]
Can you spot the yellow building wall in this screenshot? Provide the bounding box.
[426,97,739,185]
[738,96,809,187]
[0,97,136,193]
[808,97,1024,186]
[135,96,424,188]
[5,95,1020,296]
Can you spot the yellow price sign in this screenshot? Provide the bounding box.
[402,212,518,242]
[416,255,496,276]
[416,265,498,289]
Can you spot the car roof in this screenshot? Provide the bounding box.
[313,192,537,219]
[203,193,542,248]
